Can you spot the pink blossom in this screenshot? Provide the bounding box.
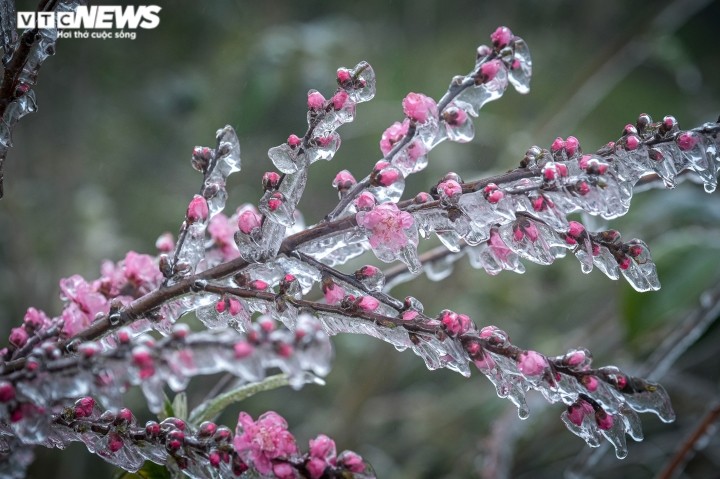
[234,411,298,475]
[402,92,438,124]
[444,106,468,126]
[123,251,162,291]
[567,400,594,426]
[155,232,174,252]
[23,307,49,330]
[517,350,547,376]
[208,213,240,260]
[306,457,326,479]
[379,120,409,156]
[307,91,325,110]
[309,434,336,461]
[582,375,599,392]
[336,69,352,85]
[234,341,254,359]
[186,195,209,223]
[551,137,565,152]
[323,282,345,305]
[237,210,262,234]
[406,139,427,162]
[356,202,415,253]
[567,221,585,239]
[0,382,16,403]
[490,26,513,48]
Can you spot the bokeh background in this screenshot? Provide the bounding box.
[2,0,720,477]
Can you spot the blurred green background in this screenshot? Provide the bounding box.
[1,0,720,477]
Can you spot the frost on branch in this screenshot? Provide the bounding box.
[0,23,719,478]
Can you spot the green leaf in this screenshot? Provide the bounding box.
[172,392,187,421]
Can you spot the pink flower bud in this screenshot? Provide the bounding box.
[337,69,352,86]
[565,136,579,156]
[234,341,253,359]
[333,170,356,191]
[676,132,698,151]
[576,181,590,195]
[582,375,599,392]
[568,221,585,238]
[354,192,376,210]
[237,210,262,234]
[9,327,28,348]
[209,451,221,468]
[262,171,281,190]
[517,350,547,376]
[339,451,365,473]
[74,397,96,418]
[618,256,632,270]
[567,403,586,427]
[309,434,336,459]
[228,298,243,316]
[332,90,349,110]
[307,457,326,479]
[479,59,502,83]
[357,296,380,312]
[155,232,174,253]
[625,134,640,150]
[376,168,401,187]
[307,91,325,110]
[267,193,283,212]
[107,432,124,453]
[402,92,438,124]
[401,310,419,321]
[578,154,591,170]
[595,409,614,430]
[0,382,16,403]
[287,134,302,148]
[438,180,462,200]
[186,195,209,223]
[551,137,565,152]
[543,166,556,182]
[555,163,568,177]
[215,299,226,313]
[323,282,345,305]
[490,26,513,48]
[487,190,504,204]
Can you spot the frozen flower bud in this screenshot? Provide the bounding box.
[262,171,281,191]
[208,451,222,468]
[618,255,632,270]
[191,146,213,172]
[380,120,409,156]
[402,92,438,124]
[74,397,96,418]
[338,450,365,473]
[337,68,352,87]
[287,134,302,148]
[442,105,468,126]
[332,90,349,110]
[155,232,175,253]
[237,210,262,234]
[476,44,492,58]
[660,115,677,134]
[414,192,431,204]
[374,166,401,187]
[595,408,614,430]
[437,179,462,203]
[9,327,28,348]
[490,26,513,48]
[576,181,590,195]
[564,136,579,156]
[166,429,185,450]
[198,421,218,437]
[234,341,253,359]
[401,310,419,321]
[356,295,380,312]
[636,113,652,132]
[676,132,698,151]
[551,137,565,152]
[307,458,327,479]
[267,192,284,212]
[0,382,16,403]
[625,134,640,150]
[307,90,326,110]
[228,298,243,316]
[186,195,209,223]
[354,192,376,210]
[483,183,504,204]
[355,265,384,291]
[582,375,599,392]
[322,277,345,305]
[517,350,547,376]
[478,59,502,83]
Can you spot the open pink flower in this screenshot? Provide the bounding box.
[356,202,415,254]
[379,120,409,156]
[234,411,298,475]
